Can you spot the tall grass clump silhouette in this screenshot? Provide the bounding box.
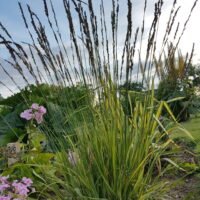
[0,0,199,199]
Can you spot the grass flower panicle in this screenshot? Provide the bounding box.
[68,150,79,166]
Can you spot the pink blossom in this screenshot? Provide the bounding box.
[20,109,33,121]
[34,106,46,124]
[31,103,39,110]
[22,177,33,187]
[0,183,9,191]
[0,196,11,200]
[20,103,46,124]
[0,176,34,200]
[34,112,44,124]
[12,182,29,196]
[0,176,9,192]
[0,176,9,184]
[38,106,46,114]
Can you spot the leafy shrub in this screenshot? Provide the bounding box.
[0,84,93,148]
[119,81,145,116]
[156,77,193,122]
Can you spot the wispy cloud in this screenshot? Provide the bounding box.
[0,0,199,97]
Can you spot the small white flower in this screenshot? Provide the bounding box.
[188,76,194,80]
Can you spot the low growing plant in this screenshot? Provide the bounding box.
[0,176,34,200]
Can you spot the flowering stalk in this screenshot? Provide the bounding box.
[20,103,46,124]
[20,103,47,150]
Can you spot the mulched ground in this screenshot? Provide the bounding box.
[164,144,200,200]
[167,175,200,199]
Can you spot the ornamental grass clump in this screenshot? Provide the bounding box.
[37,90,181,199]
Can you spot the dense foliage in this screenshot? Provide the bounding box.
[0,84,93,148]
[155,47,200,121]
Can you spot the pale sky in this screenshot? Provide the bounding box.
[0,0,200,97]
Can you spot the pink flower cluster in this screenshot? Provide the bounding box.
[20,103,46,124]
[0,176,34,200]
